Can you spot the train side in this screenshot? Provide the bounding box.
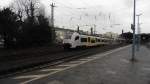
[63,32,124,49]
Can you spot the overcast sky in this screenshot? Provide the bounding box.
[0,0,150,34]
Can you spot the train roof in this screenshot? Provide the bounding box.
[72,32,118,40]
[74,32,100,37]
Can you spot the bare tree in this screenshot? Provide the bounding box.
[12,0,40,21]
[8,0,53,47]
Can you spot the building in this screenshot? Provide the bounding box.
[55,27,75,43]
[55,27,88,43]
[103,32,119,39]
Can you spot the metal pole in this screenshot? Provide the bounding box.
[131,0,136,61]
[51,3,54,27]
[136,14,142,51]
[137,15,140,51]
[77,25,80,33]
[50,3,55,43]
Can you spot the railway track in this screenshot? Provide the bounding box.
[0,44,127,78]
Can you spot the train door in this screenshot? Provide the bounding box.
[88,37,91,46]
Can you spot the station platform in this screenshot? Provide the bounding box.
[0,43,150,84]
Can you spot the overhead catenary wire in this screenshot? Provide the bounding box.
[50,0,118,32]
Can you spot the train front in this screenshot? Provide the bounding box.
[63,32,80,49]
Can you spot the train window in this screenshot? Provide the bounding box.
[81,38,87,42]
[75,36,79,40]
[91,40,95,43]
[91,39,95,43]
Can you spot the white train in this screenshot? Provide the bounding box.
[63,32,124,49]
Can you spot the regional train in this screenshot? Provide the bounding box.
[63,32,125,49]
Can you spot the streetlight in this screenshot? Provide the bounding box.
[131,0,136,61]
[136,14,142,51]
